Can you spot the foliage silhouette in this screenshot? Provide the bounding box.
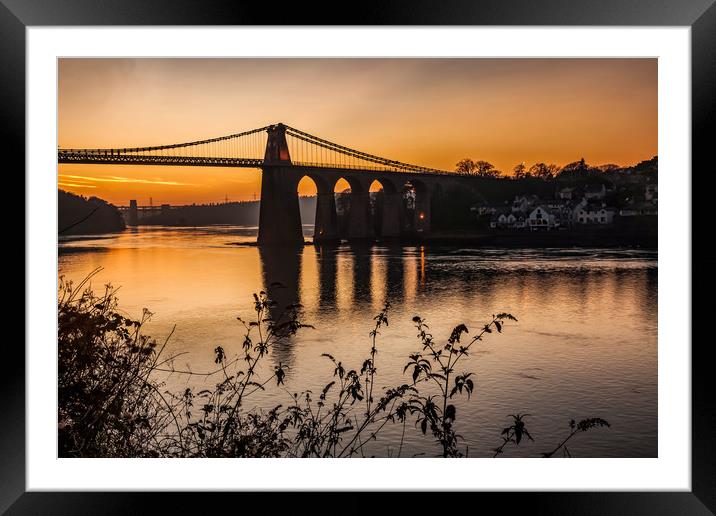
[58,271,609,458]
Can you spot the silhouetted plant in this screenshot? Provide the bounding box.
[58,272,609,458]
[167,289,314,457]
[492,415,611,457]
[58,268,181,457]
[493,414,535,457]
[405,313,517,457]
[541,418,611,458]
[273,303,419,458]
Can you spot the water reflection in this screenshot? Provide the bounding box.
[257,243,658,375]
[258,246,302,368]
[58,228,658,457]
[385,246,406,304]
[315,245,337,307]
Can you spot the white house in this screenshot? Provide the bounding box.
[574,203,615,224]
[528,206,558,230]
[491,210,527,229]
[490,212,509,229]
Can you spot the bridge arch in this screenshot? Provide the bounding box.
[334,176,369,194]
[297,175,318,240]
[368,179,384,193]
[297,175,318,196]
[372,176,399,194]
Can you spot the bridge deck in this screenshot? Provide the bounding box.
[58,154,462,178]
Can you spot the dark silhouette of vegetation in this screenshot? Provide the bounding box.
[136,197,317,227]
[58,271,168,456]
[407,313,517,457]
[627,155,658,176]
[58,190,125,235]
[58,270,609,458]
[529,162,560,180]
[541,417,611,457]
[492,415,610,457]
[510,162,560,180]
[512,163,527,179]
[455,156,657,182]
[493,413,534,457]
[455,158,503,178]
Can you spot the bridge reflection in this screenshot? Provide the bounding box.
[258,243,423,366]
[257,245,658,369]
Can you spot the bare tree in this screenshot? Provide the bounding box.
[455,158,477,175]
[456,159,502,178]
[529,162,560,180]
[513,163,527,179]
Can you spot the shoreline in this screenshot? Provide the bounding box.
[60,224,657,250]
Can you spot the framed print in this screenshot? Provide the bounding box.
[6,0,715,513]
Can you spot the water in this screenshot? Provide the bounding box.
[58,226,657,457]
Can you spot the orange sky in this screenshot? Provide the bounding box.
[58,58,657,205]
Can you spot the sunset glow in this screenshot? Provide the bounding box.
[58,58,657,205]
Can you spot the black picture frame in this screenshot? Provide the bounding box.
[6,0,714,513]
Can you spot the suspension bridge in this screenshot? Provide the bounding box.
[58,123,471,244]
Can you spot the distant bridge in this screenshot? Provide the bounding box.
[58,123,473,244]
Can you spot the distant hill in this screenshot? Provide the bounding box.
[58,190,125,235]
[138,196,317,226]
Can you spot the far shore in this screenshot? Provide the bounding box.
[59,221,657,250]
[225,229,656,250]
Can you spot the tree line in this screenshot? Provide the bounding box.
[454,156,657,180]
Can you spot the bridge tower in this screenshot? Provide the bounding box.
[127,199,138,227]
[257,124,304,246]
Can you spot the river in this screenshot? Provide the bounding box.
[58,225,657,458]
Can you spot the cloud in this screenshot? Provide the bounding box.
[58,182,96,188]
[59,174,196,186]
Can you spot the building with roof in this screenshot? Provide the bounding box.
[574,202,615,224]
[528,205,559,230]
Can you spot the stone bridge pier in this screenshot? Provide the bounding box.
[313,175,339,243]
[257,168,438,245]
[374,176,401,238]
[343,175,373,241]
[412,179,433,234]
[256,123,439,245]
